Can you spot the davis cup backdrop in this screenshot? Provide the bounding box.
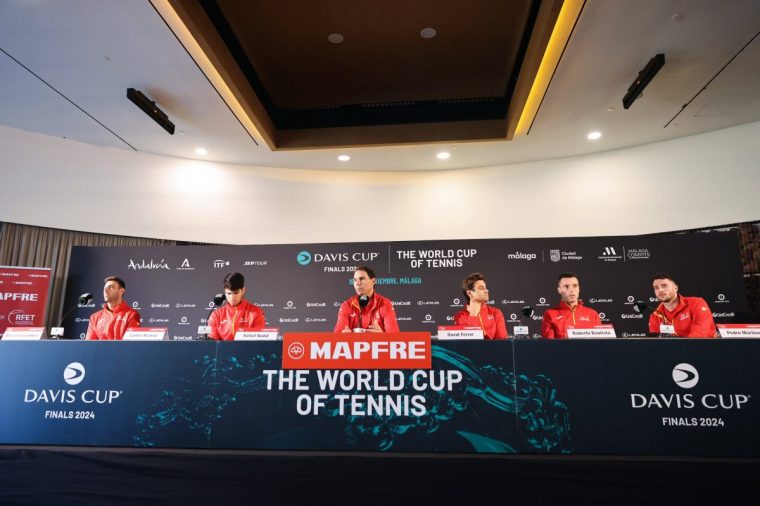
[62,232,747,339]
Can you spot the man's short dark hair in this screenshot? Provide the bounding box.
[355,266,376,279]
[652,272,676,283]
[557,272,578,285]
[104,276,125,290]
[462,272,486,302]
[224,272,245,291]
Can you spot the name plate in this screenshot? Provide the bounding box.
[717,324,760,339]
[436,326,484,340]
[513,325,530,339]
[122,327,168,341]
[567,325,616,339]
[2,327,47,340]
[659,324,676,336]
[234,327,279,341]
[197,325,211,335]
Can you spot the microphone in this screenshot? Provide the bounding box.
[632,300,654,314]
[357,294,370,330]
[198,294,225,340]
[633,300,671,337]
[520,305,535,319]
[51,292,93,339]
[513,305,535,340]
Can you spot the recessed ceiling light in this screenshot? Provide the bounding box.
[587,131,602,141]
[337,155,351,162]
[195,147,208,155]
[420,27,437,39]
[436,151,450,160]
[328,33,344,44]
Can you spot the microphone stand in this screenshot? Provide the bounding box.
[198,294,225,340]
[52,293,93,339]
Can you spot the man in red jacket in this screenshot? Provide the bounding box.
[541,272,601,339]
[208,272,266,341]
[335,266,399,333]
[86,276,141,340]
[453,272,507,339]
[648,272,717,338]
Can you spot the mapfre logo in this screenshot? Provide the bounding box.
[672,363,699,389]
[282,332,431,370]
[64,362,86,386]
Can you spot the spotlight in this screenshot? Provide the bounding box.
[622,54,665,110]
[127,88,175,134]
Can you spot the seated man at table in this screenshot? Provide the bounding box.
[208,272,266,341]
[541,272,601,339]
[334,265,399,333]
[453,272,507,339]
[648,272,717,338]
[86,276,141,340]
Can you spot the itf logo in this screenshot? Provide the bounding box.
[297,251,312,265]
[64,362,85,386]
[672,363,699,389]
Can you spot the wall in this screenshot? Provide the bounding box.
[1,121,759,244]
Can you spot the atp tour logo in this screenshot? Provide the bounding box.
[672,363,699,389]
[64,362,86,386]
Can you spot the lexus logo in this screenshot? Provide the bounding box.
[672,363,699,389]
[64,362,86,386]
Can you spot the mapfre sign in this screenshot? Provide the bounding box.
[282,332,431,370]
[0,266,51,334]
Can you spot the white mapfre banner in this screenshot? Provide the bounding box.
[0,266,51,335]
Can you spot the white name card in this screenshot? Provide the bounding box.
[197,325,211,335]
[567,325,616,339]
[717,324,760,339]
[659,324,676,336]
[436,326,484,340]
[513,326,530,338]
[2,327,47,340]
[122,327,168,341]
[234,327,279,341]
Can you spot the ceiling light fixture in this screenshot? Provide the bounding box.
[587,131,602,141]
[328,33,344,44]
[195,147,208,155]
[436,152,450,160]
[420,27,437,39]
[337,155,351,162]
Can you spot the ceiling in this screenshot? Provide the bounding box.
[0,0,759,171]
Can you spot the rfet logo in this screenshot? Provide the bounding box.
[282,332,431,369]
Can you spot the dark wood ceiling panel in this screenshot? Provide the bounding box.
[215,0,533,107]
[173,0,559,148]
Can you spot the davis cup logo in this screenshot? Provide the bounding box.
[297,251,312,265]
[64,362,85,386]
[672,363,699,389]
[288,342,305,360]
